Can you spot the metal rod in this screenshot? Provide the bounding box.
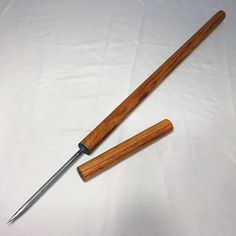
[8,148,85,223]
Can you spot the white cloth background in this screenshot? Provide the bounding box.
[0,0,235,235]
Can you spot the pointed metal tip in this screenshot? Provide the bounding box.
[7,212,19,224]
[7,217,14,224]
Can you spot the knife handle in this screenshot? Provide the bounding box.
[79,11,225,154]
[77,119,173,181]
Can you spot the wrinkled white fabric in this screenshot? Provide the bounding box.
[0,1,235,235]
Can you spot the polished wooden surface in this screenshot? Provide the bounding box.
[78,119,173,181]
[79,11,225,154]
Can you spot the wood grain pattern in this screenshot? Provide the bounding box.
[78,119,173,181]
[79,10,225,154]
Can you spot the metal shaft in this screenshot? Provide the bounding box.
[8,148,85,223]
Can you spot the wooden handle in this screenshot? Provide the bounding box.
[78,119,173,181]
[79,10,225,154]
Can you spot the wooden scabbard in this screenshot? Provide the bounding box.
[78,119,173,181]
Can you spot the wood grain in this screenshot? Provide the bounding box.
[79,10,225,154]
[78,119,173,181]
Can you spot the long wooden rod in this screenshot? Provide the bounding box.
[79,10,225,154]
